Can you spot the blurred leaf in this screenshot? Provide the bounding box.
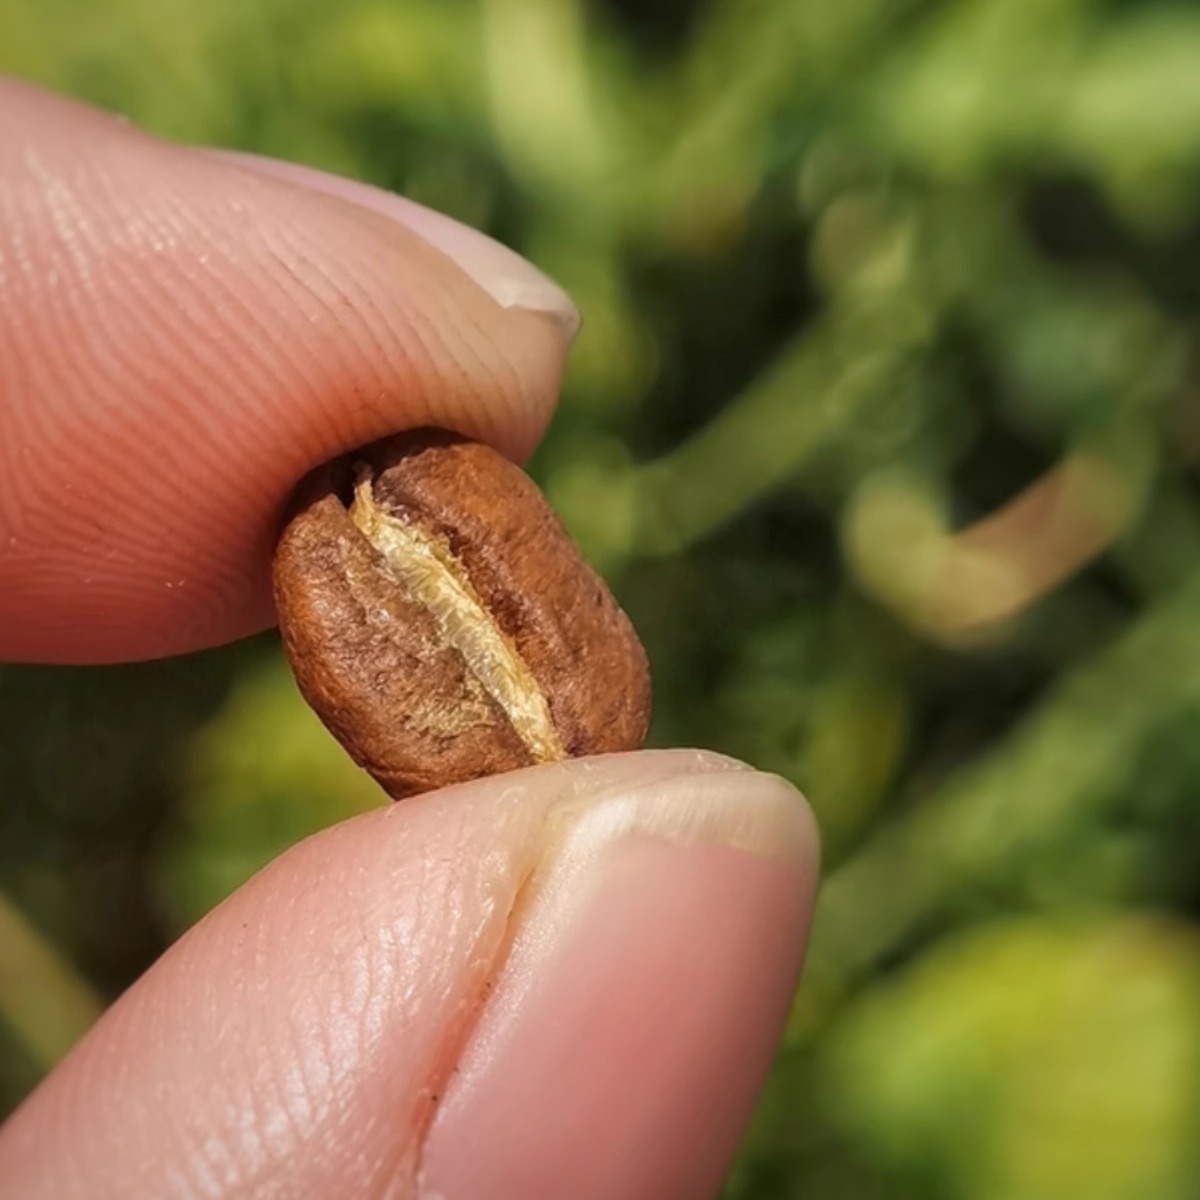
[0,893,102,1072]
[824,916,1200,1200]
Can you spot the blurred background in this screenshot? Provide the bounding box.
[3,0,1200,1195]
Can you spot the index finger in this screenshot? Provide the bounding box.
[0,78,576,664]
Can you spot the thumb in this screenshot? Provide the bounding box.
[0,751,818,1200]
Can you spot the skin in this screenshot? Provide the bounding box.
[0,77,820,1199]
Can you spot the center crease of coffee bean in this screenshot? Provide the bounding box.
[349,467,567,764]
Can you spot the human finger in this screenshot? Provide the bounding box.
[0,77,575,663]
[0,750,819,1200]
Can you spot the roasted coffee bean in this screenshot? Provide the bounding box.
[272,429,652,798]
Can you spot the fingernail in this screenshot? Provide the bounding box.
[418,762,820,1200]
[208,150,581,342]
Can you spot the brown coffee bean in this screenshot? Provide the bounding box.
[272,429,652,799]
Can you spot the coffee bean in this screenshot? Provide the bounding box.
[272,429,652,798]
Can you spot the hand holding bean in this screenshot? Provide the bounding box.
[0,77,818,1200]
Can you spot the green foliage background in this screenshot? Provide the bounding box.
[4,0,1200,1195]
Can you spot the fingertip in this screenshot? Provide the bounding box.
[419,754,818,1200]
[211,150,583,343]
[0,81,570,663]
